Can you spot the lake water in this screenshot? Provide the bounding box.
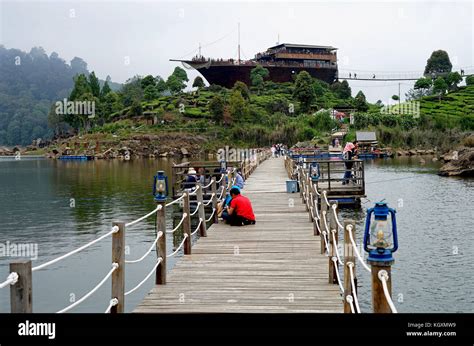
[0,156,473,313]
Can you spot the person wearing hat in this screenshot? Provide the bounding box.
[224,186,256,226]
[183,167,197,190]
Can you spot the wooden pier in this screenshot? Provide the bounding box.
[135,157,343,313]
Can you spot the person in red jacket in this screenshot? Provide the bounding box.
[225,187,256,226]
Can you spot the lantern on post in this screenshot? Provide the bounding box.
[363,201,398,263]
[363,201,398,313]
[153,170,169,202]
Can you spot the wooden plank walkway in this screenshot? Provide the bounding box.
[135,157,343,313]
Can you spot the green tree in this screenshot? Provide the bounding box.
[143,85,158,101]
[129,99,143,116]
[424,50,452,75]
[391,95,399,101]
[192,76,205,89]
[100,81,112,99]
[120,76,143,107]
[102,92,121,120]
[166,75,186,94]
[414,77,432,91]
[88,71,101,98]
[141,75,156,89]
[433,76,448,101]
[229,90,247,120]
[156,77,167,93]
[250,65,269,94]
[70,74,92,101]
[330,80,351,99]
[466,75,474,86]
[293,71,315,113]
[208,95,225,122]
[354,90,369,112]
[232,81,250,100]
[171,66,189,83]
[446,71,462,91]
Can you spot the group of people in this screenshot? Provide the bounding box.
[271,144,285,157]
[184,166,255,227]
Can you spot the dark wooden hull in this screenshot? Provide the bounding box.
[193,63,337,88]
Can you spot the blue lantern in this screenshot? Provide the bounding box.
[363,201,398,263]
[153,170,168,202]
[310,162,320,182]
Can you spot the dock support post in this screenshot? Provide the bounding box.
[183,191,192,255]
[319,190,328,254]
[156,200,166,284]
[369,261,394,313]
[111,221,125,313]
[10,261,32,313]
[196,184,207,237]
[328,202,338,284]
[211,179,219,223]
[344,219,357,313]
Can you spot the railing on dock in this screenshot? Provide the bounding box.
[285,156,398,313]
[0,150,271,313]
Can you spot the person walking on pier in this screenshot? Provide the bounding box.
[224,187,256,226]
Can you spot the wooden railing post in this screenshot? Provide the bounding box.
[305,173,310,212]
[319,191,328,254]
[10,261,32,313]
[370,260,394,313]
[183,192,192,255]
[156,200,166,284]
[211,179,219,223]
[344,219,356,313]
[111,221,125,313]
[196,184,207,237]
[328,202,338,284]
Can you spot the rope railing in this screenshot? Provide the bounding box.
[125,231,163,264]
[218,186,226,200]
[347,262,361,313]
[331,257,345,294]
[167,234,189,258]
[331,204,345,231]
[188,185,201,196]
[166,214,187,234]
[57,263,119,313]
[201,179,215,189]
[165,194,185,207]
[203,194,215,206]
[125,205,162,228]
[379,270,398,313]
[125,258,163,296]
[205,208,216,223]
[104,298,119,313]
[0,272,18,289]
[331,229,343,265]
[215,174,225,183]
[190,203,201,216]
[347,225,371,273]
[32,226,119,272]
[191,219,203,236]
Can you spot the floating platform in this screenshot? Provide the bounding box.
[58,155,94,161]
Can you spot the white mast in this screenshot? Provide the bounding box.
[238,22,241,64]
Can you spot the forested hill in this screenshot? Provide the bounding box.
[0,46,120,146]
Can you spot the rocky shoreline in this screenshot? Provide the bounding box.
[0,133,210,160]
[438,147,474,177]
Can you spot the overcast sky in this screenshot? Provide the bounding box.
[1,0,473,102]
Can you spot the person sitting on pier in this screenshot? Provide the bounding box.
[342,141,358,185]
[183,167,198,190]
[224,187,256,226]
[235,169,245,189]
